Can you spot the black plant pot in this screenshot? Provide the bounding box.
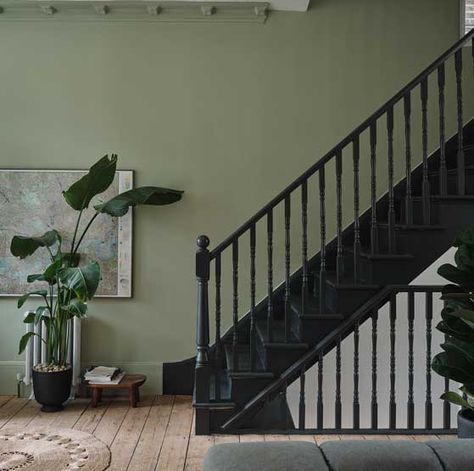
[32,367,72,412]
[458,408,474,438]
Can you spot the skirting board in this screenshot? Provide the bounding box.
[0,361,162,397]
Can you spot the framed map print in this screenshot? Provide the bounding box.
[0,169,133,297]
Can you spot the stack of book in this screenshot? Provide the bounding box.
[84,366,125,385]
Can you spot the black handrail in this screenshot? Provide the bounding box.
[210,29,474,258]
[221,285,443,431]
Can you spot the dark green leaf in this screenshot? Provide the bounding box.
[438,263,474,287]
[64,299,88,317]
[440,391,474,410]
[455,244,474,271]
[453,227,474,247]
[58,262,100,302]
[432,352,474,384]
[442,337,474,363]
[10,230,60,259]
[17,290,48,309]
[23,313,35,324]
[63,155,117,210]
[449,308,474,324]
[27,274,46,283]
[34,306,49,325]
[95,186,183,217]
[18,332,36,355]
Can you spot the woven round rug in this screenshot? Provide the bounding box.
[0,428,110,471]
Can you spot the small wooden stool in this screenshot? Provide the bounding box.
[87,374,147,408]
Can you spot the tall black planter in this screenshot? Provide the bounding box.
[32,368,72,412]
[458,409,474,438]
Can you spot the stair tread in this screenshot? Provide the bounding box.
[378,223,447,231]
[321,271,381,290]
[289,294,345,320]
[346,246,414,260]
[255,319,309,348]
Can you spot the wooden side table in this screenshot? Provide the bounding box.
[86,374,147,408]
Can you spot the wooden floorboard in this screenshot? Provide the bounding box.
[0,395,453,470]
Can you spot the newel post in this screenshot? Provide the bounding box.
[195,235,211,434]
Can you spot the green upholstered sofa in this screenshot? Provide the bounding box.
[203,439,474,471]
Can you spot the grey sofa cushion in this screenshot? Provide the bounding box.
[320,440,443,471]
[203,441,329,471]
[426,439,474,471]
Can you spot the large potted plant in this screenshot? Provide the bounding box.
[432,227,474,438]
[12,155,182,412]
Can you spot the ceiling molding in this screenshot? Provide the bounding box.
[0,1,280,23]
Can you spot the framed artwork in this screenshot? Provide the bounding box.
[0,169,133,297]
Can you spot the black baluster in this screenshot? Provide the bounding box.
[299,366,306,430]
[438,64,447,196]
[443,373,451,429]
[425,292,433,430]
[407,292,415,429]
[195,235,211,434]
[232,239,239,371]
[421,78,430,225]
[404,94,413,226]
[353,320,360,430]
[370,122,378,255]
[335,338,342,429]
[387,107,395,252]
[336,150,344,283]
[249,224,257,371]
[319,168,327,313]
[371,310,378,429]
[317,352,324,429]
[284,196,291,343]
[353,137,361,283]
[389,293,397,429]
[301,181,309,315]
[455,50,465,195]
[215,253,222,400]
[267,210,274,343]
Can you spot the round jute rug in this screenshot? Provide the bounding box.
[0,428,110,471]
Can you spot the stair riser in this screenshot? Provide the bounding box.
[230,376,274,407]
[399,199,440,225]
[354,257,413,285]
[429,169,474,195]
[292,315,342,345]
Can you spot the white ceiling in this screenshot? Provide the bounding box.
[174,0,310,11]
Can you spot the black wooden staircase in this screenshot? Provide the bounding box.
[192,30,474,435]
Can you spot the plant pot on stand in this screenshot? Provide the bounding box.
[458,408,474,439]
[32,366,72,412]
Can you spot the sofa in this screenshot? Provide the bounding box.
[203,439,474,470]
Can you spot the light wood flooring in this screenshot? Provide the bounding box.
[0,395,455,470]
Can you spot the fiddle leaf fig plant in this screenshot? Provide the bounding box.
[12,154,183,368]
[432,227,474,412]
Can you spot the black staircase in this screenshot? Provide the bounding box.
[193,30,474,435]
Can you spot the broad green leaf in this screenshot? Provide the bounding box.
[34,306,49,325]
[10,230,60,259]
[18,332,36,355]
[453,227,474,247]
[27,274,46,283]
[432,352,474,384]
[441,391,474,411]
[58,262,100,302]
[95,186,183,217]
[455,244,474,271]
[17,290,48,309]
[63,155,117,210]
[449,308,474,324]
[438,263,474,287]
[23,313,35,324]
[442,337,474,363]
[64,299,88,317]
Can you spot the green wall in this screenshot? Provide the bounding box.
[0,0,464,394]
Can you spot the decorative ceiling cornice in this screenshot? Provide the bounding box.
[0,1,278,23]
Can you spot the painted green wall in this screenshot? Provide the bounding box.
[0,0,464,394]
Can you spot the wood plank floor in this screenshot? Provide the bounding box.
[0,395,454,470]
